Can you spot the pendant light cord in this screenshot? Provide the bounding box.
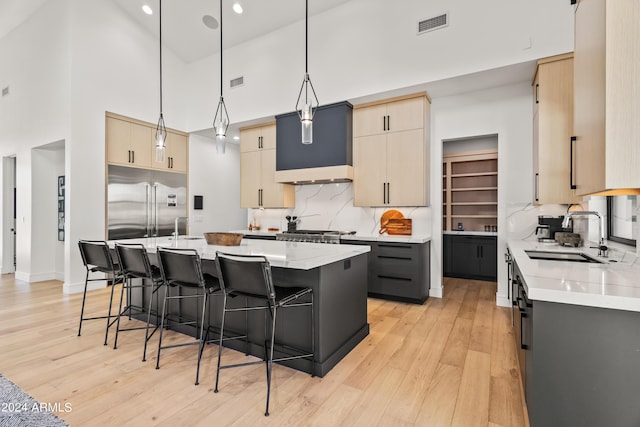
[305,0,308,74]
[159,0,163,115]
[220,0,223,97]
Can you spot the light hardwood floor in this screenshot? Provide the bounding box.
[0,274,527,426]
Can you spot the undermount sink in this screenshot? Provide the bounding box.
[169,236,204,241]
[525,250,604,263]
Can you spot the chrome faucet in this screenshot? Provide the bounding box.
[174,217,189,239]
[562,211,608,257]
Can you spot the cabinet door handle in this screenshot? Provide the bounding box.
[570,136,577,190]
[535,83,539,104]
[382,183,386,204]
[387,115,390,131]
[534,173,539,202]
[520,312,528,350]
[386,182,390,204]
[128,150,131,163]
[383,116,386,132]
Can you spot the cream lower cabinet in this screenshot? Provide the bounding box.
[106,117,152,168]
[240,149,294,208]
[354,129,427,206]
[353,93,430,207]
[151,131,188,173]
[573,0,640,195]
[532,53,581,204]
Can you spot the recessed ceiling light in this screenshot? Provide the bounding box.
[202,15,219,30]
[233,136,240,140]
[233,3,243,14]
[142,4,153,15]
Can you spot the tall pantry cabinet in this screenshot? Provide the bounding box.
[573,0,640,195]
[353,93,430,207]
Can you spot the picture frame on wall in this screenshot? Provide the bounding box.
[58,176,65,241]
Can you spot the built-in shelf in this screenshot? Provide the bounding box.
[450,187,498,192]
[443,149,498,232]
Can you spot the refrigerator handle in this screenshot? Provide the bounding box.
[145,184,151,237]
[153,185,159,236]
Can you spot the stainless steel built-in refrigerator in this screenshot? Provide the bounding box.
[107,165,187,239]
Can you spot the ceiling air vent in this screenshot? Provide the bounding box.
[230,76,244,88]
[417,13,449,35]
[1,86,8,97]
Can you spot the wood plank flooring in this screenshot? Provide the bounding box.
[0,274,527,426]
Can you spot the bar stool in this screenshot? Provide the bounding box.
[113,243,164,361]
[77,240,123,345]
[155,247,221,385]
[213,251,315,416]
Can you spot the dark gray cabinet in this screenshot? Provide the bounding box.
[512,257,640,427]
[443,234,497,281]
[347,239,430,304]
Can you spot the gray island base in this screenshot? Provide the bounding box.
[114,237,370,377]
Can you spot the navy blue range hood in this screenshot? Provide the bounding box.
[274,101,353,184]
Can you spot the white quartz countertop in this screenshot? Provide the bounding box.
[508,239,640,312]
[340,233,431,244]
[109,236,370,270]
[230,229,431,244]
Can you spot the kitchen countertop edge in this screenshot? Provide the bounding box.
[508,239,640,312]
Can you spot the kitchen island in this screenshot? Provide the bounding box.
[110,236,370,377]
[508,239,640,427]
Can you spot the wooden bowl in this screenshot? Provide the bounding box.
[203,232,244,246]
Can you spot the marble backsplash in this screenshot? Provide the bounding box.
[247,182,432,236]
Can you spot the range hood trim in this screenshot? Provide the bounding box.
[275,165,353,184]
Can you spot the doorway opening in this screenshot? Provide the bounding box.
[442,134,498,284]
[2,156,16,274]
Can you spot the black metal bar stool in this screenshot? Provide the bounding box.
[77,240,123,345]
[155,247,222,385]
[213,251,315,416]
[113,243,164,361]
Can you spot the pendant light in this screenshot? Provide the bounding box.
[295,0,319,145]
[213,0,230,154]
[155,0,167,162]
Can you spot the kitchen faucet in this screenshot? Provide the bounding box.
[562,211,608,257]
[174,217,189,239]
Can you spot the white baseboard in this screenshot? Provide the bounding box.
[54,272,65,281]
[429,285,443,299]
[13,271,60,283]
[63,280,106,295]
[496,294,511,307]
[14,271,29,283]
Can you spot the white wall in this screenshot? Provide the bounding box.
[0,0,71,282]
[28,144,64,282]
[185,0,575,132]
[187,135,246,235]
[430,82,533,305]
[0,0,576,295]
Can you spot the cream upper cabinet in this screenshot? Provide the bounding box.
[574,0,640,195]
[240,124,294,209]
[106,117,152,168]
[353,94,430,207]
[353,97,424,138]
[106,113,188,174]
[240,123,276,152]
[532,54,581,205]
[151,131,188,173]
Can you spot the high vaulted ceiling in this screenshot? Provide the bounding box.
[0,0,353,63]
